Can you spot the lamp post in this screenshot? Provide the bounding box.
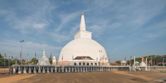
[19,40,24,65]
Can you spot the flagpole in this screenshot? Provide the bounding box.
[19,40,24,65]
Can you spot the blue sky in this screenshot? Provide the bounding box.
[0,0,166,61]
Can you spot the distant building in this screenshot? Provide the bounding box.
[121,60,127,66]
[140,57,147,67]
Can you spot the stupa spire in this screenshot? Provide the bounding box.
[74,13,92,39]
[80,13,86,31]
[42,50,46,56]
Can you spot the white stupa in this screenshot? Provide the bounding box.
[140,57,147,67]
[58,13,109,66]
[38,50,50,65]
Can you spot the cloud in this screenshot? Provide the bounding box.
[48,32,69,43]
[7,16,49,33]
[55,11,81,32]
[87,0,165,30]
[0,0,166,61]
[89,23,107,36]
[0,0,56,33]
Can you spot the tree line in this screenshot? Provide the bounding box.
[0,53,54,67]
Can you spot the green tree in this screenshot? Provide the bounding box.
[0,53,3,66]
[30,58,38,64]
[115,60,121,65]
[49,55,52,64]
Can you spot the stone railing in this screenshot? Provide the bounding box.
[10,65,130,74]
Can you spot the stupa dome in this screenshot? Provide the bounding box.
[58,14,109,66]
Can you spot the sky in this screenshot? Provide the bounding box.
[0,0,166,61]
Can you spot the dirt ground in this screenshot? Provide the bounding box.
[0,71,166,83]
